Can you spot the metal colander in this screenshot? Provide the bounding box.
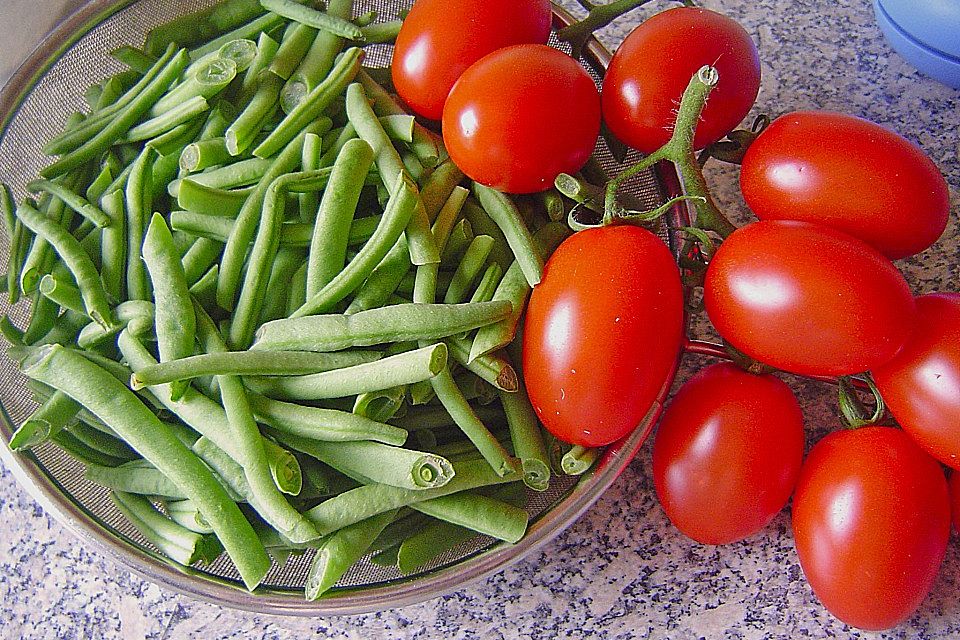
[0,0,685,615]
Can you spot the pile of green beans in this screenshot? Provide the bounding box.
[0,0,600,600]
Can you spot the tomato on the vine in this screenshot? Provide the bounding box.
[703,220,916,377]
[391,0,552,121]
[443,44,601,194]
[601,7,761,154]
[740,111,950,259]
[873,293,960,468]
[522,224,683,447]
[653,363,804,545]
[792,427,949,631]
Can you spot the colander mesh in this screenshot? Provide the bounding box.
[0,0,669,596]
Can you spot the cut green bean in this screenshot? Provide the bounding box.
[112,491,223,566]
[472,183,543,287]
[112,45,156,74]
[181,237,223,285]
[298,132,323,223]
[177,180,249,218]
[38,274,85,315]
[124,96,210,143]
[142,214,196,401]
[467,263,504,306]
[86,460,186,498]
[188,11,285,61]
[125,148,153,301]
[22,344,270,589]
[243,31,280,92]
[445,337,518,393]
[97,190,125,301]
[26,180,111,229]
[281,0,351,113]
[353,386,407,424]
[500,388,550,492]
[410,491,527,543]
[226,70,283,156]
[287,261,308,315]
[357,20,402,45]
[306,138,374,296]
[261,0,363,40]
[253,47,361,159]
[179,137,235,173]
[166,499,215,534]
[396,517,475,574]
[305,510,396,600]
[247,343,447,400]
[444,236,494,305]
[255,301,511,352]
[561,445,600,476]
[131,350,380,388]
[248,392,407,445]
[269,22,318,81]
[14,203,113,328]
[151,58,238,117]
[259,246,305,323]
[9,390,80,451]
[390,404,506,432]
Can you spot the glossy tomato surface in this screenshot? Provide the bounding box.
[703,220,916,376]
[740,111,950,259]
[522,225,683,447]
[601,7,760,154]
[653,363,804,545]
[392,0,551,120]
[442,44,601,194]
[792,427,949,631]
[874,293,960,468]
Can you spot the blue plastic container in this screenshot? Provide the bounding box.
[873,0,960,88]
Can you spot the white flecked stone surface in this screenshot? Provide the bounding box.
[2,0,959,638]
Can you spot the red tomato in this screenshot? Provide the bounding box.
[652,363,804,545]
[740,111,950,259]
[601,7,761,154]
[442,45,601,194]
[703,220,916,377]
[392,0,552,120]
[873,293,960,468]
[522,225,683,447]
[792,427,949,631]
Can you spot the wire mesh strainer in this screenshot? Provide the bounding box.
[0,0,687,615]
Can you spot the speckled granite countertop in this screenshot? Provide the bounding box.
[2,0,958,638]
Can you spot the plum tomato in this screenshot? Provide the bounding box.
[703,220,916,377]
[873,293,960,468]
[652,363,804,545]
[601,7,761,154]
[391,0,552,120]
[740,111,950,260]
[442,44,601,194]
[522,224,684,447]
[792,426,950,631]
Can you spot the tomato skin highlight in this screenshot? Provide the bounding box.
[792,427,950,631]
[740,111,950,260]
[703,220,917,377]
[873,293,960,469]
[391,0,552,121]
[522,225,683,447]
[442,45,601,194]
[652,363,804,545]
[601,7,761,154]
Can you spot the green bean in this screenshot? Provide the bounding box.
[395,517,475,573]
[145,0,261,55]
[470,222,570,362]
[179,138,235,173]
[177,180,249,219]
[561,445,600,476]
[259,246,305,323]
[472,183,543,287]
[76,300,153,348]
[188,265,219,310]
[253,47,361,159]
[280,0,351,113]
[243,31,281,93]
[357,20,402,45]
[132,350,379,388]
[318,123,357,167]
[274,430,454,490]
[151,58,237,117]
[500,388,550,492]
[200,38,257,73]
[51,429,127,467]
[353,386,407,423]
[460,198,514,269]
[43,45,180,156]
[149,120,203,160]
[298,132,323,222]
[22,344,270,589]
[255,301,511,352]
[41,49,190,179]
[20,193,65,295]
[38,274,85,315]
[112,491,223,566]
[443,236,493,305]
[112,45,156,74]
[287,261,308,315]
[142,214,195,401]
[302,457,520,535]
[306,138,374,296]
[345,83,438,266]
[248,392,407,445]
[269,22,318,81]
[181,237,223,285]
[454,371,497,405]
[188,11,285,61]
[7,217,27,305]
[439,218,474,265]
[26,180,110,229]
[467,263,503,305]
[395,270,453,300]
[219,121,326,311]
[71,422,138,461]
[21,293,57,345]
[368,509,428,554]
[305,510,396,600]
[401,151,426,183]
[390,404,504,433]
[0,315,24,346]
[8,390,80,451]
[14,203,113,328]
[410,491,527,543]
[175,158,273,196]
[261,0,363,40]
[165,499,214,534]
[123,96,210,143]
[291,171,418,317]
[226,70,283,156]
[125,149,153,301]
[85,164,114,204]
[170,210,235,239]
[86,460,186,498]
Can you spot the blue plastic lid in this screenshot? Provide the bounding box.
[874,0,960,89]
[877,0,960,59]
